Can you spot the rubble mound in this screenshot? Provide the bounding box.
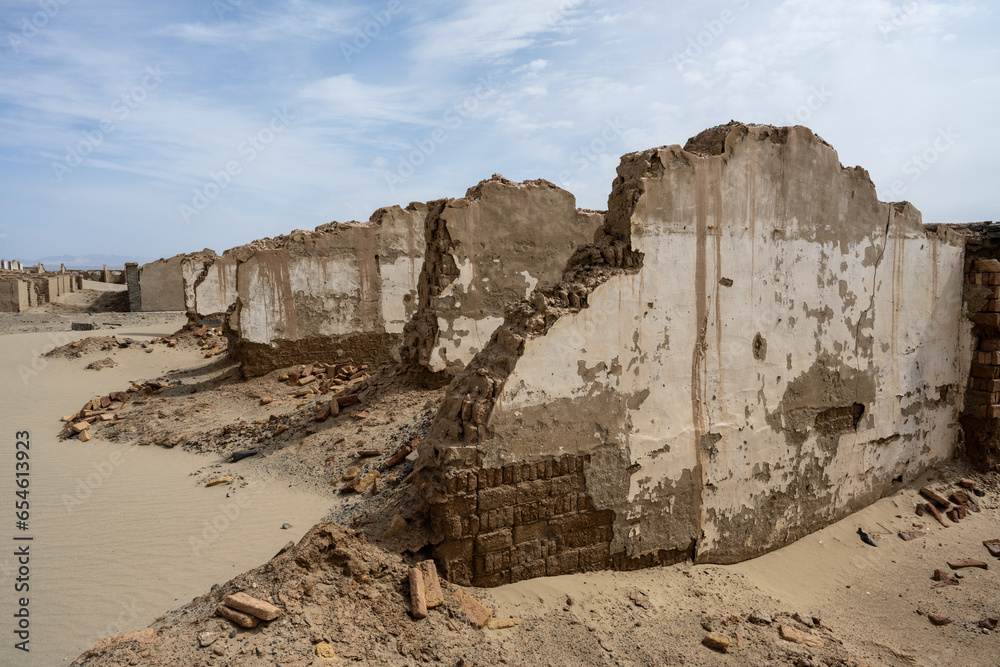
[45,335,131,358]
[70,522,511,667]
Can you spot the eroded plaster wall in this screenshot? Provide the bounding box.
[418,123,970,586]
[181,205,426,376]
[403,177,603,378]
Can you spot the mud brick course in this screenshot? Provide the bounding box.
[430,453,689,587]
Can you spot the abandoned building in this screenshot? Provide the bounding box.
[115,122,997,586]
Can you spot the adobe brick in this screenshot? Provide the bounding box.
[973,313,1000,327]
[978,351,1000,365]
[989,405,1000,419]
[577,543,611,570]
[475,528,513,553]
[461,514,480,537]
[512,540,542,565]
[517,479,551,504]
[972,378,1000,392]
[971,363,1000,379]
[550,474,583,497]
[552,509,614,534]
[474,549,510,576]
[981,338,1000,352]
[974,259,1000,272]
[513,520,549,545]
[546,551,580,576]
[507,464,520,484]
[478,485,516,512]
[442,516,463,540]
[445,493,478,517]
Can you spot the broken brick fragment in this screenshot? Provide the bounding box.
[919,487,950,508]
[898,531,925,541]
[409,567,428,619]
[925,503,949,528]
[947,559,988,570]
[984,539,1000,558]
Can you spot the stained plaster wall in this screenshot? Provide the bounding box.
[405,176,604,376]
[181,205,426,376]
[419,123,971,585]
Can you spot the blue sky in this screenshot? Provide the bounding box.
[0,0,996,263]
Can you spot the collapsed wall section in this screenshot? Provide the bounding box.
[418,123,970,586]
[403,176,604,378]
[955,222,1000,469]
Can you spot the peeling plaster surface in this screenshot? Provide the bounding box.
[183,206,424,360]
[377,204,426,334]
[488,125,969,563]
[193,255,238,317]
[421,176,604,374]
[429,315,506,372]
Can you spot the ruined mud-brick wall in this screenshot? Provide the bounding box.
[0,279,29,312]
[956,223,1000,469]
[418,122,971,586]
[125,263,140,312]
[184,205,426,377]
[403,176,603,379]
[138,255,188,311]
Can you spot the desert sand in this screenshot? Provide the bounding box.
[0,282,334,666]
[2,283,999,667]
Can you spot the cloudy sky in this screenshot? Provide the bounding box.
[0,0,995,264]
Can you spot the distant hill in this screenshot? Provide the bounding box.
[24,254,157,270]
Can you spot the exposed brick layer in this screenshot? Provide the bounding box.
[962,255,1000,468]
[233,333,399,378]
[429,453,691,587]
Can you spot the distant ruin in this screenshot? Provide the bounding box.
[105,121,1000,586]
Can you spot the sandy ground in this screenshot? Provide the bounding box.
[0,288,335,667]
[4,286,1000,667]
